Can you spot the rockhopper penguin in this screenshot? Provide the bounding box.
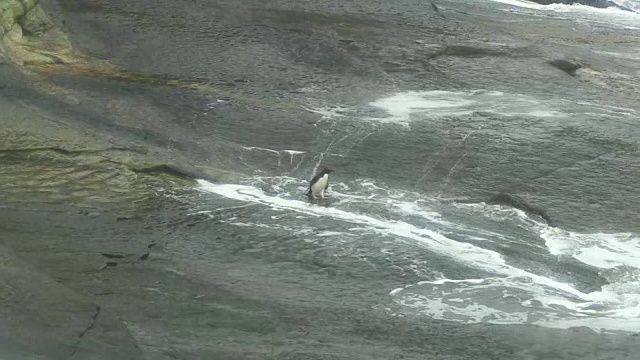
[305,167,334,200]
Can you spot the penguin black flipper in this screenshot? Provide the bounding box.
[305,172,324,198]
[305,167,334,200]
[309,172,324,186]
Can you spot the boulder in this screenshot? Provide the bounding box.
[0,0,73,65]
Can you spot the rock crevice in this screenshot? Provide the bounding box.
[69,305,101,358]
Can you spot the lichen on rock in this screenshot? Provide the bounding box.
[19,4,53,35]
[0,0,75,65]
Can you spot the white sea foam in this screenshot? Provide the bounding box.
[491,0,640,14]
[198,180,522,275]
[490,0,542,10]
[541,228,640,270]
[392,275,640,331]
[307,90,636,131]
[364,90,564,126]
[242,146,281,155]
[196,179,640,332]
[317,231,351,237]
[490,0,640,29]
[367,92,476,124]
[435,201,640,331]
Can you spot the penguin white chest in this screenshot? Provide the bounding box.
[311,174,329,196]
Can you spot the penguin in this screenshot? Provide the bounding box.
[305,167,334,200]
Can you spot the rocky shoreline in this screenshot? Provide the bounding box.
[1,0,639,358]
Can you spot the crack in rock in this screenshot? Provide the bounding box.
[69,305,101,358]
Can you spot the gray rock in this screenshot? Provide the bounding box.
[488,193,555,226]
[0,244,144,359]
[548,58,583,76]
[18,5,53,35]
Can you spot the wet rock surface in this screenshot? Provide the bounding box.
[531,0,630,10]
[1,0,639,358]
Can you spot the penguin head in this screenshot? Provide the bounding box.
[322,167,335,174]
